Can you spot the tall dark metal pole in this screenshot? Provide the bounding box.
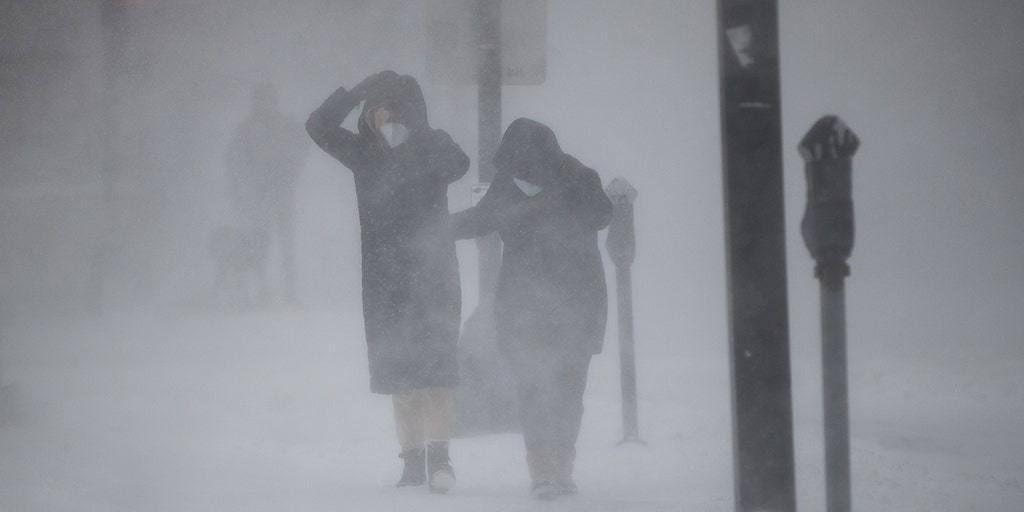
[477,0,502,305]
[717,1,797,511]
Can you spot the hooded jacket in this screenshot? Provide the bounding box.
[306,72,469,394]
[452,118,613,356]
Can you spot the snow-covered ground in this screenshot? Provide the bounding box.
[1,303,1021,512]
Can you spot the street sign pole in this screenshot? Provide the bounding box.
[430,0,548,435]
[451,0,519,436]
[717,1,797,510]
[477,0,502,305]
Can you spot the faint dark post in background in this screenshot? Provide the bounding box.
[94,0,155,313]
[476,0,502,305]
[91,0,158,313]
[100,2,130,196]
[0,379,13,428]
[452,0,519,435]
[435,0,550,434]
[799,115,859,512]
[604,178,644,445]
[0,351,10,426]
[717,0,797,510]
[92,0,131,314]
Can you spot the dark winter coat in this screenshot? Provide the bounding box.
[306,72,469,394]
[452,118,613,357]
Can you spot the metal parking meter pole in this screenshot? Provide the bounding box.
[820,274,849,512]
[799,116,859,512]
[717,1,796,510]
[605,178,644,445]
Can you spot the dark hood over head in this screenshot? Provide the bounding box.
[358,73,429,136]
[493,118,564,171]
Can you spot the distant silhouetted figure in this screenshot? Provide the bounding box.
[226,83,306,303]
[452,118,613,500]
[306,71,469,493]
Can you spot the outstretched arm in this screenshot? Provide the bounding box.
[451,178,508,240]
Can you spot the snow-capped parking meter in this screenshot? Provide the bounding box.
[798,115,859,512]
[799,115,859,286]
[604,178,642,445]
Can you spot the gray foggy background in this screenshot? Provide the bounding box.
[1,0,1022,508]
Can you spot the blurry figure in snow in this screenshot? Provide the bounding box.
[226,82,306,304]
[452,118,613,500]
[306,71,469,493]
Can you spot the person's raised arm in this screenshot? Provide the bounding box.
[306,71,397,169]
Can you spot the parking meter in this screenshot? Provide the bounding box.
[799,116,859,285]
[798,115,859,512]
[604,177,642,444]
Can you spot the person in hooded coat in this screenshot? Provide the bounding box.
[451,118,613,500]
[306,71,469,493]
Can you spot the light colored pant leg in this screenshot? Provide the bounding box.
[422,387,456,441]
[393,391,425,451]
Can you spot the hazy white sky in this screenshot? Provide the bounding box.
[0,0,1020,363]
[0,0,1019,361]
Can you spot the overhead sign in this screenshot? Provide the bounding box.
[426,0,547,86]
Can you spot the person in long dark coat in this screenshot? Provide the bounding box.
[452,118,613,500]
[306,71,469,492]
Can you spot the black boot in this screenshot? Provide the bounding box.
[396,447,426,487]
[426,440,455,493]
